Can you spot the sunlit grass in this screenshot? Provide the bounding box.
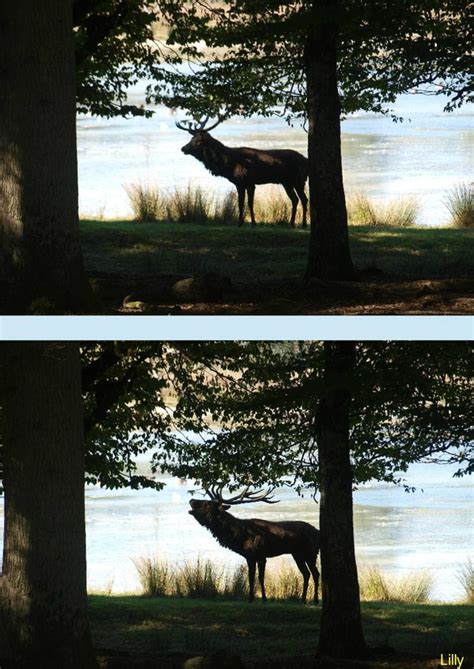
[444,182,474,229]
[123,183,307,227]
[123,182,163,222]
[348,192,420,227]
[359,565,433,603]
[134,556,437,604]
[456,558,474,604]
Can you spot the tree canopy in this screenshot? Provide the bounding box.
[2,341,471,496]
[155,1,472,122]
[74,0,161,117]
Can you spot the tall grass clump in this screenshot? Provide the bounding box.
[222,564,249,600]
[176,558,222,599]
[166,184,212,223]
[124,182,162,222]
[348,192,419,227]
[254,187,294,226]
[132,555,172,597]
[266,561,315,601]
[213,190,240,225]
[456,558,474,603]
[444,183,474,228]
[359,565,433,603]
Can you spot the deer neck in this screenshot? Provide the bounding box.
[201,138,236,178]
[204,509,246,553]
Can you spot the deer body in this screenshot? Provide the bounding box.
[189,499,320,603]
[177,122,308,228]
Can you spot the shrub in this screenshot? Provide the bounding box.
[124,182,162,222]
[444,183,474,228]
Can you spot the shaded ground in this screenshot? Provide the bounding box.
[89,596,474,668]
[81,221,473,315]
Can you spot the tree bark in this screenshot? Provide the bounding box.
[0,2,93,314]
[305,1,355,280]
[317,341,366,657]
[0,343,97,668]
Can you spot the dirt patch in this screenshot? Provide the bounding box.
[89,271,474,315]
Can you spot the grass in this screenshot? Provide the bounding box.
[348,193,420,228]
[444,183,474,229]
[456,559,474,604]
[134,557,437,606]
[124,183,302,227]
[88,595,474,663]
[80,218,473,282]
[124,183,162,222]
[132,556,318,602]
[359,566,433,604]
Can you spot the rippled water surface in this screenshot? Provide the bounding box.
[78,90,473,226]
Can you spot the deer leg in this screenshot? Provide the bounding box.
[257,559,267,602]
[237,185,246,226]
[247,185,256,227]
[283,185,299,228]
[247,558,256,603]
[306,557,320,604]
[292,554,311,603]
[295,183,308,229]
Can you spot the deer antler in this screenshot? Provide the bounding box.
[206,484,279,505]
[175,116,223,135]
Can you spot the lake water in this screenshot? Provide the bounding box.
[77,89,473,226]
[2,462,471,601]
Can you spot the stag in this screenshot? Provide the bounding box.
[188,485,320,603]
[176,118,308,228]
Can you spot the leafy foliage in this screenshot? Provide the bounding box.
[1,342,471,494]
[151,342,473,496]
[74,0,161,117]
[155,1,472,122]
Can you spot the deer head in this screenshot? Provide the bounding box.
[189,484,278,523]
[176,116,223,157]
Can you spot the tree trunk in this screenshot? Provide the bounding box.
[305,1,355,280]
[317,341,366,657]
[0,2,93,314]
[0,343,97,668]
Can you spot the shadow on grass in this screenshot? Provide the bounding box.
[89,596,474,666]
[81,221,473,283]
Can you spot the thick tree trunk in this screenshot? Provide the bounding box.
[0,2,93,314]
[305,1,355,280]
[0,343,97,668]
[317,341,366,658]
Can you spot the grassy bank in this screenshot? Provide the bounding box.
[89,595,474,664]
[80,219,473,282]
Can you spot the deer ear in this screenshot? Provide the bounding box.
[220,503,231,510]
